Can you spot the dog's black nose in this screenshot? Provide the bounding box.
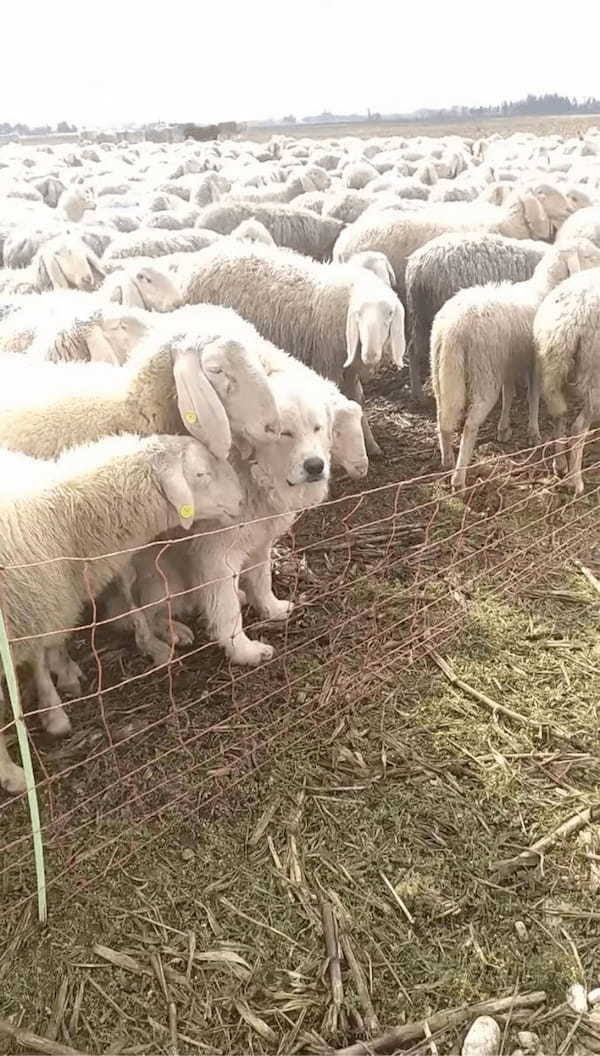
[303,456,324,478]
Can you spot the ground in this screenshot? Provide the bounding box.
[1,362,600,1056]
[249,112,600,142]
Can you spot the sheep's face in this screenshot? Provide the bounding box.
[183,442,243,524]
[55,242,99,290]
[332,401,368,478]
[200,338,280,447]
[531,184,575,225]
[135,267,181,311]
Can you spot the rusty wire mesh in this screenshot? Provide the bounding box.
[1,432,599,922]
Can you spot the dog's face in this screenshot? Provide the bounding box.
[253,379,332,504]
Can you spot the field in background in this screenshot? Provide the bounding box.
[248,112,600,141]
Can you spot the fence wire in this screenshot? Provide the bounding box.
[1,432,600,923]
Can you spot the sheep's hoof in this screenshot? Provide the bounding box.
[497,425,512,442]
[148,640,176,667]
[528,430,542,445]
[228,638,274,666]
[366,442,383,459]
[261,598,294,622]
[1,762,26,795]
[451,471,467,493]
[553,455,568,477]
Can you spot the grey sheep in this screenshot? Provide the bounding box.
[334,184,580,305]
[179,240,404,456]
[431,239,600,490]
[534,266,600,494]
[0,432,243,794]
[194,201,343,261]
[405,233,548,399]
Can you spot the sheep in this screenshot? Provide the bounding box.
[230,218,276,246]
[57,184,96,221]
[179,240,405,456]
[104,228,221,261]
[533,267,600,493]
[348,250,396,287]
[405,233,548,399]
[0,232,105,295]
[194,201,343,261]
[0,432,243,794]
[0,293,152,363]
[556,206,600,248]
[233,165,330,204]
[334,184,580,304]
[102,261,181,311]
[431,239,600,490]
[342,161,380,189]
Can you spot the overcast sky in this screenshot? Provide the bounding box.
[6,0,600,127]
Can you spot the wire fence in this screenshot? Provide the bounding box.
[1,433,600,924]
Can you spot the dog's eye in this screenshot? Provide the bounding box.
[281,430,293,438]
[264,424,276,434]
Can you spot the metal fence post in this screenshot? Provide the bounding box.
[0,606,47,924]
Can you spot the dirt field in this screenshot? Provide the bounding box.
[248,113,600,142]
[2,365,600,1055]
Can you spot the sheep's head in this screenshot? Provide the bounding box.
[121,264,181,312]
[150,435,243,530]
[36,234,105,291]
[200,337,281,449]
[553,237,600,280]
[345,282,405,370]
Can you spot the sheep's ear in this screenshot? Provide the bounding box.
[119,275,145,308]
[38,252,69,289]
[520,194,551,240]
[301,171,317,193]
[85,325,122,364]
[152,447,196,529]
[567,249,582,274]
[389,304,406,367]
[344,310,360,367]
[384,257,396,287]
[172,346,232,459]
[87,253,105,283]
[109,281,124,304]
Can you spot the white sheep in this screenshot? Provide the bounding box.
[534,266,600,493]
[431,239,600,490]
[0,232,105,295]
[334,184,580,303]
[178,240,405,456]
[0,432,243,794]
[101,261,181,311]
[104,227,221,261]
[194,201,343,260]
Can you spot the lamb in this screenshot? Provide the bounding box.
[405,233,548,399]
[230,218,276,246]
[178,240,405,455]
[334,184,579,304]
[533,267,600,493]
[104,228,220,262]
[57,184,96,221]
[0,432,243,794]
[194,201,344,261]
[0,232,105,295]
[102,261,181,311]
[431,239,600,490]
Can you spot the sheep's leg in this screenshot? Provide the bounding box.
[240,543,294,622]
[497,381,515,442]
[436,408,455,470]
[342,365,382,458]
[46,645,82,696]
[567,410,592,496]
[33,653,71,736]
[193,548,274,666]
[116,566,176,666]
[527,364,542,443]
[553,416,569,476]
[452,392,499,492]
[0,691,26,795]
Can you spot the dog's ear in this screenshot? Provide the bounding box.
[172,346,231,460]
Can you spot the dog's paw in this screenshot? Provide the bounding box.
[262,598,294,622]
[228,637,274,666]
[42,706,72,737]
[1,761,26,795]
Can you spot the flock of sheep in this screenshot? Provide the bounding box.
[1,126,600,798]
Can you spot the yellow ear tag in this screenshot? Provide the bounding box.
[184,411,198,424]
[180,504,194,520]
